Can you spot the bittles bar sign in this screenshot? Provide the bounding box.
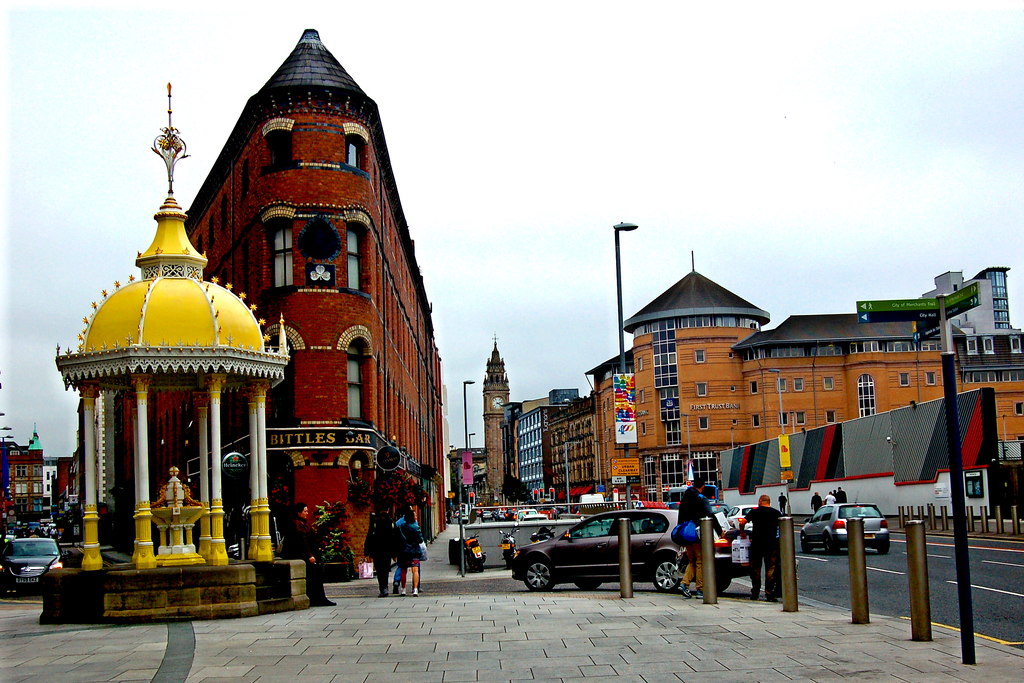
[266,427,384,451]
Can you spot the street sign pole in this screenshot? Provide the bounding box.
[938,295,976,665]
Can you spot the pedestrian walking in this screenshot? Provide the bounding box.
[280,502,335,607]
[834,486,847,503]
[364,510,398,598]
[395,508,423,596]
[811,491,823,512]
[777,492,788,514]
[746,494,783,601]
[825,491,836,506]
[676,478,723,599]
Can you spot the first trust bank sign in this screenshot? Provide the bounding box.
[266,427,384,450]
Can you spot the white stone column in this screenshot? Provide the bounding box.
[80,384,102,570]
[247,389,260,560]
[131,375,156,569]
[255,382,272,561]
[207,375,228,565]
[196,395,211,560]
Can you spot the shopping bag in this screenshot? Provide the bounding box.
[358,559,374,579]
[671,520,699,545]
[418,541,428,561]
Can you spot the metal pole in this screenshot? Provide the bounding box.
[995,506,1004,535]
[779,516,798,612]
[898,506,906,529]
[938,297,976,663]
[942,506,949,531]
[614,223,637,517]
[981,506,990,534]
[617,517,633,598]
[967,506,974,533]
[848,517,869,624]
[700,517,717,604]
[460,380,475,578]
[1012,505,1021,536]
[564,440,570,507]
[906,521,932,641]
[928,504,936,531]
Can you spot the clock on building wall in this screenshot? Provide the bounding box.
[491,397,503,410]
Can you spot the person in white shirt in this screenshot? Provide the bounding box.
[824,491,836,506]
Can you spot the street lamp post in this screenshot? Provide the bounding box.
[769,369,790,512]
[614,222,638,503]
[460,380,475,577]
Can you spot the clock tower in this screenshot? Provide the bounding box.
[482,341,510,503]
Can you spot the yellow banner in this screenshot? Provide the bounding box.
[778,433,791,469]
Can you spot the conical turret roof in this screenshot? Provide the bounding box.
[624,271,769,333]
[260,29,366,96]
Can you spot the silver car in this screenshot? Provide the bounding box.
[800,503,890,554]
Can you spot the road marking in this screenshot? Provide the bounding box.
[798,555,830,562]
[901,617,1024,646]
[927,541,1024,554]
[927,554,951,558]
[945,581,1024,598]
[983,559,1024,569]
[867,567,904,575]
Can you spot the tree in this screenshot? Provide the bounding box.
[502,474,533,503]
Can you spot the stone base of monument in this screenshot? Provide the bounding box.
[39,560,309,624]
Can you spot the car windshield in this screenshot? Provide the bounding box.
[6,540,58,557]
[839,505,882,519]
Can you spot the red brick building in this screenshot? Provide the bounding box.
[129,29,445,541]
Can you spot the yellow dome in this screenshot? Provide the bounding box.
[84,277,263,351]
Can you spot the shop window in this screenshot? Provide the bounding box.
[899,372,910,387]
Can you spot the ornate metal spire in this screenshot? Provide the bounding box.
[151,83,189,196]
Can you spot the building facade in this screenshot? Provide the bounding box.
[85,29,449,546]
[588,268,1024,501]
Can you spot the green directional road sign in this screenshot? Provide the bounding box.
[944,281,980,318]
[857,298,937,313]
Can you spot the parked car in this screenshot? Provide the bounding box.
[1,537,64,593]
[800,503,890,554]
[725,505,758,532]
[511,509,742,593]
[517,510,549,522]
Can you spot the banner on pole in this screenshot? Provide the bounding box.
[778,433,791,469]
[461,450,473,485]
[614,373,637,444]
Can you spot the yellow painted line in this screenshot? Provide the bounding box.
[899,616,1024,646]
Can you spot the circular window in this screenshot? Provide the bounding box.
[298,216,342,261]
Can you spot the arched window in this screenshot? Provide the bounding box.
[266,130,292,169]
[347,341,366,419]
[857,374,876,417]
[345,135,365,169]
[268,220,293,287]
[346,226,361,290]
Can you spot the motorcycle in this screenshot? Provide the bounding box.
[464,534,486,572]
[530,526,555,543]
[500,525,518,569]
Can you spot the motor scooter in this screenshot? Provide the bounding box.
[500,525,518,569]
[464,534,486,572]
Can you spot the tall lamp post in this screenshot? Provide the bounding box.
[1,424,11,537]
[614,222,638,503]
[768,369,790,512]
[460,380,475,577]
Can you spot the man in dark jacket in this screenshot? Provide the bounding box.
[834,487,848,503]
[676,478,723,598]
[745,494,783,601]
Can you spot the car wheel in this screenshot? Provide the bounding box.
[574,579,602,590]
[523,557,554,592]
[876,540,890,555]
[653,553,681,593]
[822,532,838,555]
[800,532,812,553]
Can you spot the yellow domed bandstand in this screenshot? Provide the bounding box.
[54,89,290,602]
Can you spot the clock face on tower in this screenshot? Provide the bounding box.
[491,397,503,410]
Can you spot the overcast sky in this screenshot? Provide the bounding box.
[3,2,1023,460]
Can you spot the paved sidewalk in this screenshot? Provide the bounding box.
[3,587,1023,682]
